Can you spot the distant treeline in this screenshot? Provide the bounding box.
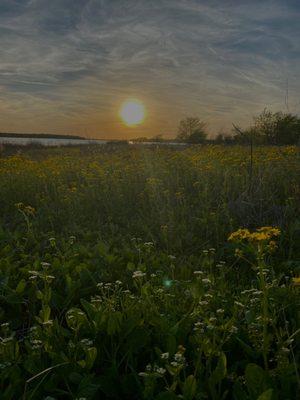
[0,132,86,140]
[132,109,300,145]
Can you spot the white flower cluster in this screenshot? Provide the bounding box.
[80,338,93,347]
[132,270,146,279]
[138,364,166,377]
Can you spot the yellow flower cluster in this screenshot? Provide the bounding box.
[292,277,300,286]
[228,226,281,243]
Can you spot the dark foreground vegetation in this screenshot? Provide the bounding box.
[0,145,299,399]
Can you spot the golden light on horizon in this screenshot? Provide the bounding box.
[119,99,145,126]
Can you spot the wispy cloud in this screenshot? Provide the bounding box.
[0,0,300,137]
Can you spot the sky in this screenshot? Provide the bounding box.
[0,0,300,139]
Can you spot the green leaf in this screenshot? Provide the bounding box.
[15,279,26,294]
[257,389,273,400]
[183,375,197,400]
[85,347,97,369]
[245,364,266,398]
[80,299,96,320]
[126,262,136,271]
[233,380,249,400]
[42,305,51,322]
[107,311,122,335]
[155,392,178,400]
[209,352,227,386]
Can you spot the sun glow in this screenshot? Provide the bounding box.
[119,99,145,126]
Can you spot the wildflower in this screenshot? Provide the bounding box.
[230,326,238,334]
[235,248,243,258]
[174,353,185,363]
[42,320,53,326]
[138,372,148,377]
[1,336,14,343]
[24,205,35,215]
[91,296,102,305]
[292,277,300,286]
[202,278,211,285]
[144,241,154,246]
[28,270,39,276]
[41,262,51,268]
[132,270,146,279]
[30,339,42,345]
[193,270,204,275]
[228,226,281,244]
[45,275,55,282]
[161,352,169,360]
[80,339,93,347]
[155,367,166,375]
[115,280,122,285]
[69,235,76,244]
[234,301,244,308]
[199,300,208,306]
[281,347,290,354]
[267,240,277,252]
[228,229,251,242]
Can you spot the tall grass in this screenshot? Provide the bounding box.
[0,145,299,399]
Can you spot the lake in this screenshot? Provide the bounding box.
[0,137,108,146]
[0,137,187,147]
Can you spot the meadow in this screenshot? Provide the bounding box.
[0,144,299,399]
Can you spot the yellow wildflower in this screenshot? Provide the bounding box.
[292,277,300,286]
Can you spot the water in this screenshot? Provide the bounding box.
[0,137,108,146]
[0,137,187,147]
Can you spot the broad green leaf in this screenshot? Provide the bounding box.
[183,375,197,400]
[209,352,227,386]
[80,298,96,319]
[107,311,122,335]
[85,346,97,369]
[245,364,266,397]
[257,389,273,400]
[233,380,249,400]
[15,279,26,294]
[155,392,178,400]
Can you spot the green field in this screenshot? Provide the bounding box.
[0,145,299,399]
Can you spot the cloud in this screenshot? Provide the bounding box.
[0,0,300,137]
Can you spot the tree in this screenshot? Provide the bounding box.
[251,109,300,145]
[232,110,300,145]
[232,125,264,145]
[176,117,207,143]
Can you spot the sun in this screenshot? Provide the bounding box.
[119,99,145,126]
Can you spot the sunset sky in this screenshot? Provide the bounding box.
[1,0,300,139]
